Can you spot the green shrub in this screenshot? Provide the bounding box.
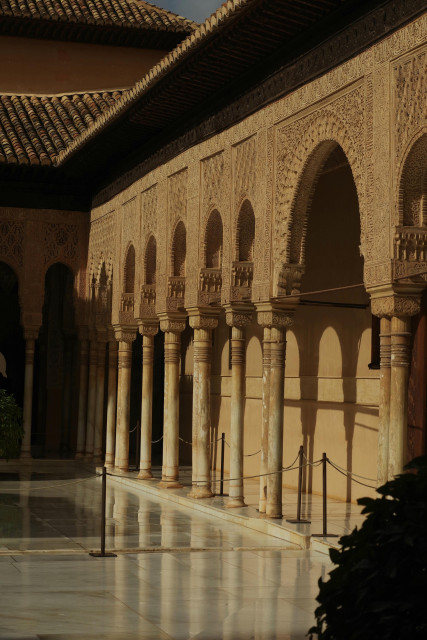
[0,389,24,459]
[309,456,427,640]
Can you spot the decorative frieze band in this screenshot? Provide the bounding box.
[370,295,421,318]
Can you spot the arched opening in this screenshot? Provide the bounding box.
[289,143,373,502]
[404,134,427,461]
[145,236,157,285]
[232,200,255,300]
[0,262,24,407]
[205,210,223,269]
[124,244,135,293]
[171,221,186,277]
[200,210,223,305]
[236,199,255,261]
[399,133,427,227]
[34,263,78,457]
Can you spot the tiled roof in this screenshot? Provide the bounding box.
[0,91,124,166]
[0,0,195,31]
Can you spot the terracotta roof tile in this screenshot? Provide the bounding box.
[0,90,124,166]
[0,0,196,33]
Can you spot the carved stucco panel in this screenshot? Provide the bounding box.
[0,220,24,270]
[393,46,427,218]
[274,85,371,282]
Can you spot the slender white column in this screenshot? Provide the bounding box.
[20,327,39,460]
[388,315,411,478]
[159,317,186,489]
[188,313,218,498]
[75,330,89,459]
[225,308,251,508]
[138,322,159,480]
[84,335,98,462]
[93,332,107,464]
[377,317,391,485]
[259,326,271,513]
[114,326,136,473]
[267,326,286,518]
[105,332,118,470]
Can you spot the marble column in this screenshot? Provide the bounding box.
[105,330,118,470]
[93,329,107,464]
[259,326,271,514]
[267,324,287,518]
[159,317,186,489]
[188,313,219,498]
[137,321,159,480]
[20,327,39,460]
[75,329,89,460]
[84,333,98,462]
[114,326,137,473]
[225,308,252,508]
[389,315,411,478]
[377,316,391,485]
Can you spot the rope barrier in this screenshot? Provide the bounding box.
[151,435,163,444]
[327,459,377,483]
[0,473,101,494]
[244,449,261,457]
[327,460,377,490]
[178,436,193,446]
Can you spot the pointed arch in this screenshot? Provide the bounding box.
[171,220,186,277]
[204,209,223,269]
[398,131,427,227]
[236,199,255,262]
[144,235,157,285]
[123,243,135,293]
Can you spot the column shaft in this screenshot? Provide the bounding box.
[389,315,411,478]
[191,328,213,498]
[94,340,107,463]
[21,333,37,459]
[75,337,89,459]
[84,339,98,461]
[160,331,182,488]
[105,339,118,469]
[259,327,271,513]
[227,326,246,508]
[138,335,155,479]
[266,326,286,518]
[191,356,199,489]
[115,340,133,472]
[377,317,391,485]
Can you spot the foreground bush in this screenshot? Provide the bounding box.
[309,456,427,640]
[0,389,24,459]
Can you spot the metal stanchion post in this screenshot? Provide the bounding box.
[286,445,311,524]
[220,432,225,497]
[90,467,117,557]
[312,453,338,538]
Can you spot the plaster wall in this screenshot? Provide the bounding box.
[0,36,168,93]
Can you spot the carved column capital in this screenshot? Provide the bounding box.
[225,304,253,328]
[138,318,159,338]
[23,326,40,342]
[370,294,421,318]
[159,313,187,334]
[113,324,137,344]
[188,308,220,331]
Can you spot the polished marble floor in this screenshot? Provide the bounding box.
[0,462,333,639]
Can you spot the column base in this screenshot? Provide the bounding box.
[93,454,103,465]
[113,467,129,476]
[75,452,85,460]
[84,453,93,463]
[19,450,32,461]
[137,469,155,480]
[188,486,214,499]
[158,479,183,489]
[226,497,247,508]
[265,510,283,519]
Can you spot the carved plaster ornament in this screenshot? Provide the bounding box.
[370,295,421,318]
[138,320,159,337]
